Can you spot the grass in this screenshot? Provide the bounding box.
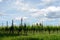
[0,32,60,40]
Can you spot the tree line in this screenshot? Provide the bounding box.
[0,18,60,35]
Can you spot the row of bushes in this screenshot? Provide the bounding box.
[0,19,60,34]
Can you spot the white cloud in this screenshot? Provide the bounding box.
[0,13,3,16]
[0,12,5,16]
[30,6,60,23]
[39,18,55,22]
[46,6,60,12]
[31,6,60,17]
[14,0,31,11]
[15,16,28,20]
[14,0,60,12]
[0,12,9,16]
[14,0,40,12]
[37,0,58,7]
[0,0,3,2]
[42,0,53,2]
[30,9,47,17]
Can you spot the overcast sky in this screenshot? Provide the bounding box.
[0,0,60,26]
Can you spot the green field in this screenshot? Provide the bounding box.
[0,32,60,40]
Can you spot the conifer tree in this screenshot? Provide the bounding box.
[18,18,23,35]
[5,21,9,33]
[10,20,14,34]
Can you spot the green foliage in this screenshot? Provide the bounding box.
[0,19,60,40]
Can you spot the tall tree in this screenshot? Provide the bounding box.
[5,21,9,33]
[21,18,23,26]
[18,18,23,35]
[24,23,27,35]
[10,20,14,34]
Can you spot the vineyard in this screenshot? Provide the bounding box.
[0,18,60,40]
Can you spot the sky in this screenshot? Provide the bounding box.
[0,0,60,26]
